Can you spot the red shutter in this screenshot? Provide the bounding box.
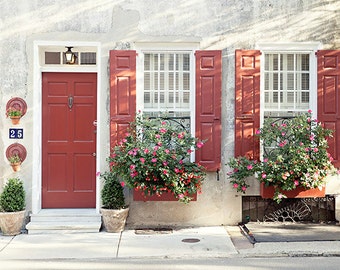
[317,50,340,168]
[235,50,261,159]
[109,50,136,148]
[195,50,222,171]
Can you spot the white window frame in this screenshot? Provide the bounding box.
[257,43,320,159]
[257,42,320,123]
[135,43,199,138]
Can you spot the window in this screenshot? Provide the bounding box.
[44,51,96,65]
[110,49,222,172]
[263,53,311,117]
[138,51,194,132]
[235,47,340,167]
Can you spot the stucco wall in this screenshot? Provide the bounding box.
[0,0,339,226]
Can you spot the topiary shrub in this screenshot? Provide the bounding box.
[101,171,126,209]
[0,177,25,212]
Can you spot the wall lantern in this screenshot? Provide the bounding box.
[65,47,76,64]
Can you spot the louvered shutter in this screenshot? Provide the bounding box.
[317,50,340,168]
[195,50,222,171]
[234,50,261,159]
[109,50,136,148]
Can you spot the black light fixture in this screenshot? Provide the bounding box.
[65,47,76,64]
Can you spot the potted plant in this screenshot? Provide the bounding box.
[6,107,22,125]
[227,111,338,203]
[8,154,22,172]
[108,112,206,204]
[100,171,129,233]
[0,177,26,235]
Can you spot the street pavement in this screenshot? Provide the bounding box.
[1,224,340,262]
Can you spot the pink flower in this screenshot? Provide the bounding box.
[294,180,299,186]
[96,171,100,177]
[313,148,318,152]
[256,129,261,135]
[165,149,170,154]
[308,109,312,113]
[140,158,145,164]
[151,158,157,163]
[241,186,247,191]
[130,164,136,171]
[263,158,268,162]
[175,168,180,173]
[120,182,125,187]
[178,194,184,199]
[261,173,266,179]
[155,134,161,139]
[160,128,167,133]
[163,170,168,175]
[233,183,239,188]
[247,164,253,170]
[163,161,168,166]
[277,193,283,199]
[178,132,184,139]
[144,148,149,154]
[310,134,315,141]
[196,141,204,148]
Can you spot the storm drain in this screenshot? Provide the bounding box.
[181,238,200,243]
[135,228,173,234]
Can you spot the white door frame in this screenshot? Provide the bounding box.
[32,41,102,214]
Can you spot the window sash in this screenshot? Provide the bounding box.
[263,53,310,116]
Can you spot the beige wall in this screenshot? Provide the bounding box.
[0,0,339,226]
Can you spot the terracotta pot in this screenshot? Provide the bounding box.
[0,210,25,236]
[260,183,326,199]
[10,162,21,172]
[133,190,197,201]
[101,208,129,233]
[10,116,21,125]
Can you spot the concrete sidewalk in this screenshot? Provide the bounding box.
[0,226,237,260]
[1,226,340,261]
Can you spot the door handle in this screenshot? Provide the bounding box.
[68,96,74,109]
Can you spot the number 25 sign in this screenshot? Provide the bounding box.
[9,128,23,139]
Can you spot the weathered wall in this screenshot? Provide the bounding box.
[0,0,339,226]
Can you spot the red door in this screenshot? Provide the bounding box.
[42,73,97,208]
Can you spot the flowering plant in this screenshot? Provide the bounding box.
[8,154,21,164]
[228,111,337,203]
[6,107,22,118]
[108,113,206,203]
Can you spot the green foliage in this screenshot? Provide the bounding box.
[101,171,126,209]
[108,112,206,203]
[6,107,22,117]
[227,111,338,203]
[0,178,25,212]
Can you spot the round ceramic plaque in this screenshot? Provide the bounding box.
[5,143,27,163]
[6,97,27,117]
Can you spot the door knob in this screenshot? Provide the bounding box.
[92,153,96,157]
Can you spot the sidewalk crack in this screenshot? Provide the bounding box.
[116,231,123,258]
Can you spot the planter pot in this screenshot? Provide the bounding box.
[101,208,129,233]
[133,190,197,201]
[10,116,21,125]
[10,162,21,172]
[0,210,25,236]
[260,183,326,199]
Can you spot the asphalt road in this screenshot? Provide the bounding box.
[2,257,340,270]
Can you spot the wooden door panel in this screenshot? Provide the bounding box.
[47,104,69,141]
[47,153,68,191]
[42,72,97,208]
[74,154,96,191]
[74,104,96,142]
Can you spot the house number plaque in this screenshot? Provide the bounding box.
[9,128,24,139]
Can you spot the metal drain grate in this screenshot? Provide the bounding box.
[135,228,173,234]
[182,238,200,243]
